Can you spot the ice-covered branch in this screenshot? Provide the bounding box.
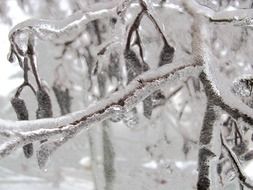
[8,0,123,44]
[0,61,202,158]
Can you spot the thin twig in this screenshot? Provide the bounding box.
[26,37,42,90]
[15,57,36,97]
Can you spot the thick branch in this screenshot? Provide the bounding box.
[0,62,202,158]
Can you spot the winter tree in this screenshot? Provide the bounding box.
[0,0,253,189]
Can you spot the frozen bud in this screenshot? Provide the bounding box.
[124,49,142,83]
[158,43,175,67]
[11,97,28,120]
[36,88,53,119]
[11,97,33,158]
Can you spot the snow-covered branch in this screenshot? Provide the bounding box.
[184,0,253,126]
[184,1,253,189]
[0,61,202,159]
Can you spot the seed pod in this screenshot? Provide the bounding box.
[11,97,33,158]
[11,97,28,120]
[53,84,71,115]
[124,48,142,83]
[158,43,175,67]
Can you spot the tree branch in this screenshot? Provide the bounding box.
[0,61,202,158]
[8,0,125,44]
[184,0,253,126]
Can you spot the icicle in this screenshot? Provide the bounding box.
[36,88,53,119]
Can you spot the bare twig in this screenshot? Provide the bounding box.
[26,37,42,90]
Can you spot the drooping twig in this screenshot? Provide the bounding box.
[14,57,36,97]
